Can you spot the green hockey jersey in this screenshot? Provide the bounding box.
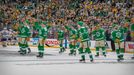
[131,24,134,31]
[18,25,31,38]
[111,27,127,42]
[58,30,64,40]
[78,26,90,42]
[38,27,48,39]
[92,28,105,41]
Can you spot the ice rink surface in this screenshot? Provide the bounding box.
[0,46,134,75]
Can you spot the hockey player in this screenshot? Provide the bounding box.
[57,24,66,54]
[0,28,9,47]
[92,24,106,57]
[111,24,128,62]
[17,21,31,55]
[36,21,50,58]
[65,21,78,55]
[77,21,93,62]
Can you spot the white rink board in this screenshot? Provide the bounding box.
[29,38,112,49]
[125,42,134,52]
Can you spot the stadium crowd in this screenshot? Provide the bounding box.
[0,0,134,41]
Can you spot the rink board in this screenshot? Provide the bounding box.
[0,38,134,53]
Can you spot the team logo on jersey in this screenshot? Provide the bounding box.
[21,28,25,33]
[39,29,42,35]
[96,32,101,37]
[116,32,121,38]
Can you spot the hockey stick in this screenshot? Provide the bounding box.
[45,44,54,47]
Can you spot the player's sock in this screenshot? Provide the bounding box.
[86,48,93,62]
[19,40,26,54]
[37,44,44,57]
[102,47,106,57]
[20,43,27,55]
[37,52,41,57]
[69,50,73,55]
[89,55,93,62]
[95,47,99,56]
[59,43,63,52]
[62,47,65,52]
[73,45,76,55]
[20,48,26,55]
[60,42,65,53]
[26,42,31,53]
[38,44,41,55]
[80,54,85,61]
[69,44,73,54]
[21,39,27,54]
[78,48,85,62]
[120,48,124,59]
[40,52,44,58]
[82,55,85,60]
[116,49,121,59]
[40,48,44,58]
[78,47,83,54]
